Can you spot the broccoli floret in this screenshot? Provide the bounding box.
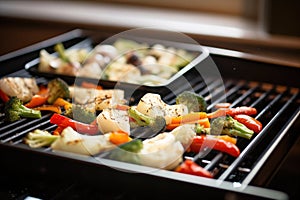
[24,129,59,148]
[65,104,96,124]
[176,91,207,112]
[47,78,70,104]
[128,106,166,134]
[4,96,42,122]
[210,115,254,139]
[194,124,210,135]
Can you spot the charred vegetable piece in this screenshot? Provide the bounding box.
[47,78,70,104]
[24,129,59,148]
[189,135,240,157]
[128,106,166,134]
[176,91,207,112]
[4,96,41,122]
[175,159,213,178]
[210,116,254,139]
[34,105,62,114]
[53,97,72,110]
[234,114,262,133]
[65,104,96,124]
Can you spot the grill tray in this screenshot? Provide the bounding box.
[0,29,299,199]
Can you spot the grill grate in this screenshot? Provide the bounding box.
[0,67,299,187]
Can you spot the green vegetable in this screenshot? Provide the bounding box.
[4,96,42,122]
[194,123,210,135]
[210,115,254,139]
[128,106,166,134]
[24,129,59,148]
[54,43,70,63]
[108,139,143,164]
[176,91,207,112]
[47,78,70,104]
[65,104,96,124]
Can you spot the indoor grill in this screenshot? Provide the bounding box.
[0,29,299,200]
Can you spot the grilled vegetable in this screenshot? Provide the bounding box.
[4,96,42,122]
[212,135,237,145]
[166,112,208,125]
[108,139,143,164]
[194,124,237,144]
[47,78,70,104]
[207,106,257,119]
[194,123,210,134]
[33,105,62,114]
[65,104,96,124]
[0,77,39,102]
[24,129,59,148]
[226,106,257,116]
[25,85,49,108]
[51,127,115,155]
[0,89,10,102]
[97,108,130,134]
[139,132,184,170]
[136,93,188,118]
[210,116,254,139]
[109,131,132,145]
[175,159,213,178]
[110,124,192,169]
[170,124,196,150]
[69,86,125,110]
[166,117,210,131]
[189,135,240,157]
[53,97,72,110]
[128,106,166,134]
[176,91,207,112]
[54,43,70,63]
[234,114,262,133]
[50,113,99,135]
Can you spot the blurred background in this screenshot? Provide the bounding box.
[0,0,300,66]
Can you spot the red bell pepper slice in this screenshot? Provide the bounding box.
[234,114,262,133]
[226,106,257,116]
[207,106,257,118]
[189,135,240,157]
[0,89,10,103]
[50,113,99,135]
[175,159,213,178]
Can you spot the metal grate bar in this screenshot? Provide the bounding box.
[229,84,259,108]
[0,114,52,143]
[217,88,299,182]
[206,81,244,110]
